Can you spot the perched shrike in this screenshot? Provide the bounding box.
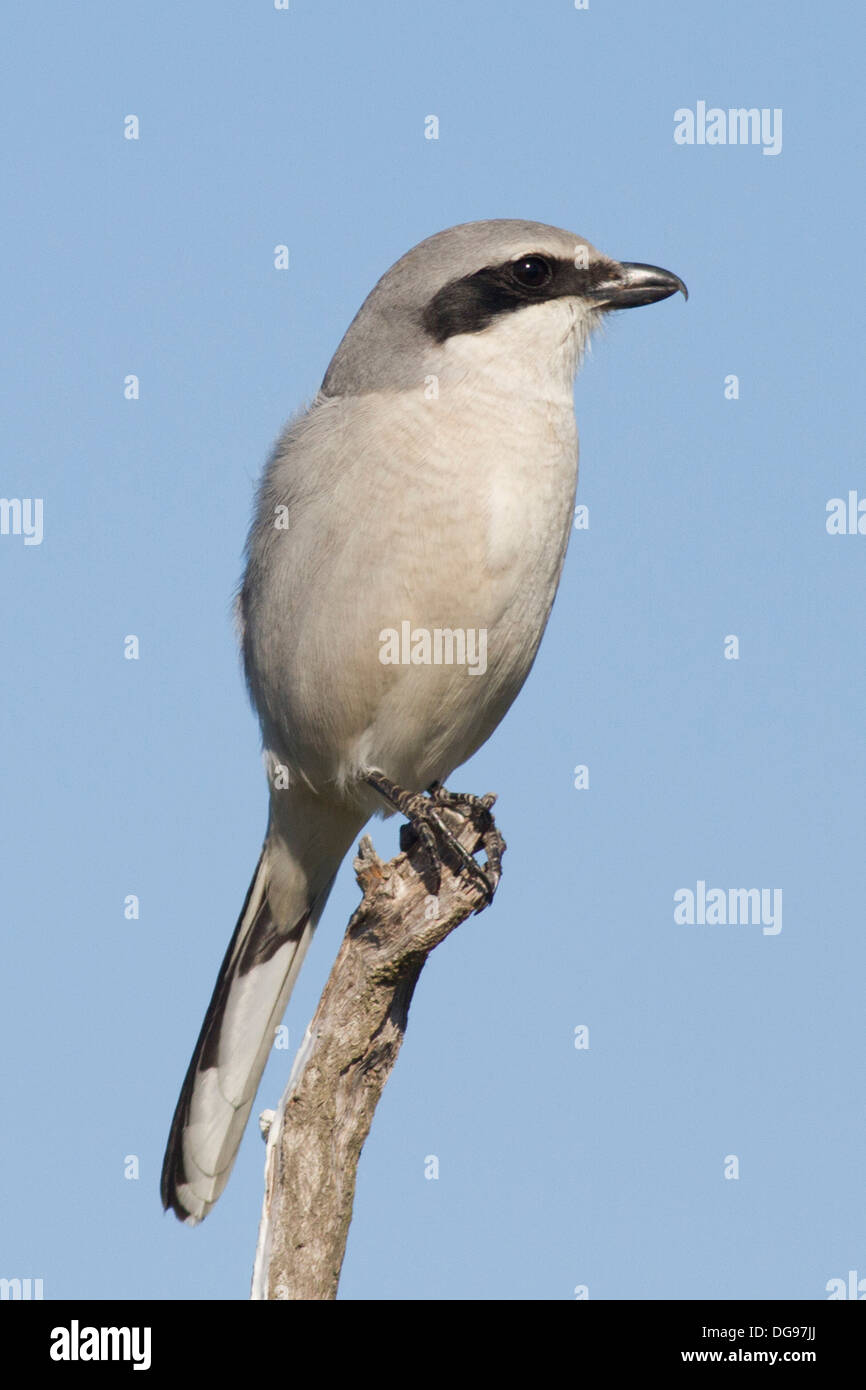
[161,220,686,1223]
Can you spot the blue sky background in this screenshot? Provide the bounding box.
[2,0,863,1301]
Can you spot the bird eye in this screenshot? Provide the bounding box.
[511,255,553,289]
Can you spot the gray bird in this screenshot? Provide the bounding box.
[161,219,686,1223]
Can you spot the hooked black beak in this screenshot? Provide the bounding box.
[589,261,688,309]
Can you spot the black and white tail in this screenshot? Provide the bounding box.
[161,796,364,1223]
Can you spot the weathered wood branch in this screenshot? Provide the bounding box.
[250,796,505,1300]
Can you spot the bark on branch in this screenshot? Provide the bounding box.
[250,796,505,1300]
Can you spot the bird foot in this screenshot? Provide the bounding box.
[364,771,505,909]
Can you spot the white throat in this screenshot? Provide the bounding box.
[434,296,597,402]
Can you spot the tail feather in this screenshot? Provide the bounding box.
[161,798,362,1224]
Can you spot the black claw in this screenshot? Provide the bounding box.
[366,771,503,907]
